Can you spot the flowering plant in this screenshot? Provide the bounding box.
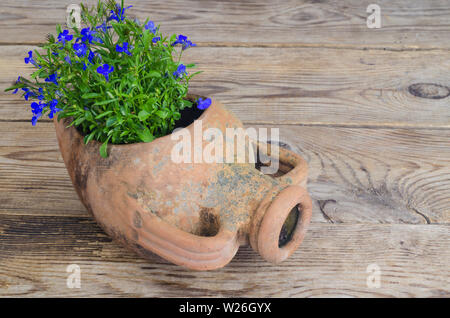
[6,0,211,157]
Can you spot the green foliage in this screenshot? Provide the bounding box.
[6,0,201,157]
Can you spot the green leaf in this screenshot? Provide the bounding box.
[95,111,113,119]
[138,110,150,121]
[84,132,95,144]
[82,93,102,99]
[146,71,161,78]
[84,111,94,121]
[100,140,108,158]
[73,117,85,126]
[94,99,118,106]
[182,100,193,108]
[173,111,181,120]
[136,128,154,143]
[106,117,117,127]
[156,110,168,119]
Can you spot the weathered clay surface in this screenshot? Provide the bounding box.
[54,99,312,270]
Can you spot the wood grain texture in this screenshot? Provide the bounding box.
[272,125,450,224]
[1,46,450,127]
[0,122,448,224]
[1,0,449,298]
[1,0,450,48]
[0,214,448,297]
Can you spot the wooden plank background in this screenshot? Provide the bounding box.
[0,0,449,297]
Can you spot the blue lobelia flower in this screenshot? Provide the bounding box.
[96,22,112,33]
[73,42,87,57]
[173,64,187,79]
[12,76,21,94]
[108,4,132,22]
[31,101,45,115]
[31,114,40,126]
[196,98,212,110]
[45,73,59,86]
[57,30,73,45]
[152,36,161,43]
[116,42,132,56]
[64,55,72,65]
[88,50,96,63]
[81,28,103,44]
[172,34,196,50]
[22,87,35,101]
[37,87,45,100]
[97,64,114,81]
[80,27,103,44]
[30,101,48,126]
[144,21,157,33]
[48,99,62,119]
[24,51,38,66]
[77,51,96,71]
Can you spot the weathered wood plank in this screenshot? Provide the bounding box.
[0,214,448,297]
[0,122,448,223]
[272,125,450,224]
[1,0,450,48]
[1,46,450,127]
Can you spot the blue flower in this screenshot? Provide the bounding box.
[52,52,59,57]
[24,51,37,66]
[73,42,87,57]
[45,73,59,86]
[22,87,35,101]
[172,34,196,50]
[173,64,187,78]
[37,87,45,100]
[30,101,47,125]
[64,55,72,65]
[31,101,45,115]
[96,22,112,33]
[77,51,96,71]
[12,76,21,94]
[152,36,161,43]
[197,98,212,110]
[31,115,40,126]
[48,99,62,119]
[97,64,114,81]
[57,30,73,45]
[116,42,132,56]
[144,21,157,33]
[88,50,96,63]
[108,4,132,22]
[80,27,102,44]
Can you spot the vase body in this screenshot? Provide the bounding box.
[54,99,312,270]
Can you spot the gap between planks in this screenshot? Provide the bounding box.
[2,45,450,128]
[1,122,449,223]
[2,118,450,130]
[2,42,450,52]
[0,216,448,297]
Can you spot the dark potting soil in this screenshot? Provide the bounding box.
[173,103,205,130]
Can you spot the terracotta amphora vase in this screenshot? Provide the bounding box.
[54,97,312,270]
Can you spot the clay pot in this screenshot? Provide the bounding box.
[54,97,312,270]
